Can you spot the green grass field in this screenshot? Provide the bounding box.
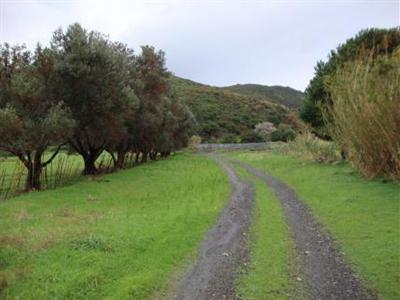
[234,165,295,300]
[227,151,400,300]
[1,150,399,299]
[0,153,229,299]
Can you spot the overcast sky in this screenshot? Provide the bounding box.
[0,0,399,91]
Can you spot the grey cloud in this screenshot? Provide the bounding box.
[1,0,398,91]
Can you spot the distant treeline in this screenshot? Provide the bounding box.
[0,23,195,191]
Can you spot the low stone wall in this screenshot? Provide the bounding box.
[196,143,269,152]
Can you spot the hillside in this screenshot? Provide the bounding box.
[171,77,289,142]
[224,84,304,109]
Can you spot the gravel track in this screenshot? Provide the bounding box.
[172,156,254,300]
[236,160,377,300]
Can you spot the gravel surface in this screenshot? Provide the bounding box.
[237,160,377,300]
[173,156,254,300]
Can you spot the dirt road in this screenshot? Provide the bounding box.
[173,156,254,300]
[236,160,377,300]
[172,155,376,300]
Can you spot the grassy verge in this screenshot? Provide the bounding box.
[228,151,400,300]
[0,153,229,299]
[234,165,294,300]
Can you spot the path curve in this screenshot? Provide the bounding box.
[173,155,254,300]
[236,160,377,300]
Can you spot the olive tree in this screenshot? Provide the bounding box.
[51,23,137,174]
[0,44,74,190]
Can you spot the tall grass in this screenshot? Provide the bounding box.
[274,131,341,163]
[0,152,122,200]
[0,159,24,200]
[0,154,82,200]
[325,49,400,180]
[40,154,83,190]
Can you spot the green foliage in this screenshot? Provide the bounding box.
[270,124,296,142]
[0,23,195,189]
[171,76,289,142]
[51,23,138,174]
[131,48,195,160]
[0,44,75,190]
[220,134,240,144]
[225,83,304,109]
[240,131,265,143]
[325,50,400,180]
[0,154,229,299]
[301,27,400,137]
[229,151,400,300]
[276,132,340,163]
[188,135,202,151]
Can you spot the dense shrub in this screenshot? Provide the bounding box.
[275,132,340,163]
[188,135,202,151]
[0,151,12,157]
[325,50,400,180]
[254,121,276,141]
[220,134,240,144]
[270,124,296,142]
[240,131,265,143]
[301,27,400,137]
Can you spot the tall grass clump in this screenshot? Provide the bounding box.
[325,49,400,180]
[275,131,340,163]
[40,154,82,190]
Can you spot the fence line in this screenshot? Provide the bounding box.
[196,143,270,152]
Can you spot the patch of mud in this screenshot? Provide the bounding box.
[172,156,254,300]
[237,161,377,300]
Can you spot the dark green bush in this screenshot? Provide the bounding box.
[240,131,265,143]
[220,134,240,144]
[0,151,12,157]
[270,124,296,142]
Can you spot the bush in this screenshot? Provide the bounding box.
[220,134,240,144]
[325,50,400,180]
[278,132,340,163]
[188,135,202,151]
[0,151,12,157]
[254,121,276,141]
[270,124,296,142]
[240,131,265,143]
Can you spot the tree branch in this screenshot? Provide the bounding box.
[42,144,65,167]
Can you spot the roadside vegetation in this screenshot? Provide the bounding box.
[296,27,400,180]
[300,28,400,138]
[325,49,400,180]
[234,166,294,300]
[228,151,400,300]
[0,154,229,299]
[0,152,117,200]
[0,23,194,192]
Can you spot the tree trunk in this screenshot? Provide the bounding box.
[141,151,148,163]
[115,150,126,169]
[149,151,157,161]
[135,151,140,163]
[25,152,43,191]
[82,154,98,175]
[26,165,42,191]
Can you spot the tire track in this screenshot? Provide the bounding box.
[172,155,254,300]
[236,160,377,300]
